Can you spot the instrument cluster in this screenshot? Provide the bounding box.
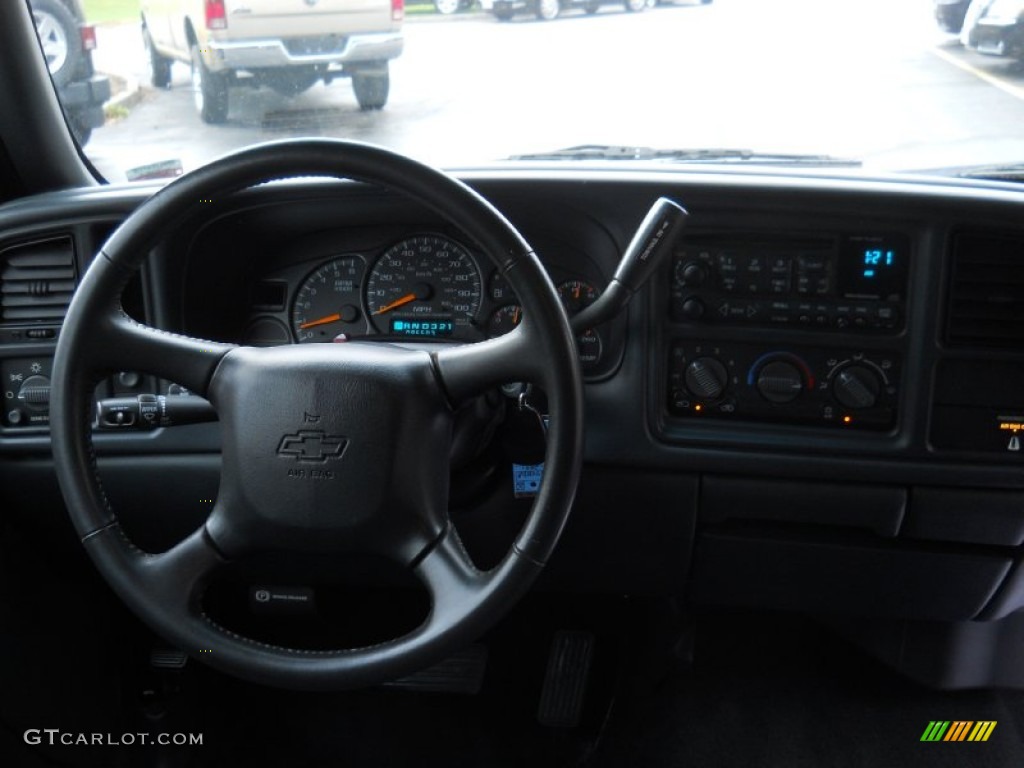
[239,232,610,372]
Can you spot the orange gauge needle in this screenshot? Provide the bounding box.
[299,313,342,330]
[374,292,417,315]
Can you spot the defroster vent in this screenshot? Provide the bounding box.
[0,236,76,325]
[947,231,1024,347]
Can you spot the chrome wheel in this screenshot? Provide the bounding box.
[33,10,69,75]
[191,55,204,114]
[536,0,560,20]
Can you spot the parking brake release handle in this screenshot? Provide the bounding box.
[570,197,688,334]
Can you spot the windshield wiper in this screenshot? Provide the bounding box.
[509,145,861,167]
[944,163,1024,183]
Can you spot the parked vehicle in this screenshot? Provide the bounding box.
[933,0,972,33]
[30,0,109,145]
[433,0,476,14]
[140,0,405,123]
[962,0,1024,58]
[491,0,708,22]
[491,0,638,22]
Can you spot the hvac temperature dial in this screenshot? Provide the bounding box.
[754,359,806,404]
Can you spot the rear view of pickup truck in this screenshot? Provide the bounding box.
[141,0,404,123]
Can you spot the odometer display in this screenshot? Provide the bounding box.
[366,235,482,336]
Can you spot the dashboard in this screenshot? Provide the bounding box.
[4,167,1024,688]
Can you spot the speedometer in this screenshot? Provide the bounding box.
[365,235,482,338]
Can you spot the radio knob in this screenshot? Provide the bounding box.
[832,364,880,410]
[675,261,707,287]
[685,357,728,400]
[679,297,705,320]
[756,360,804,404]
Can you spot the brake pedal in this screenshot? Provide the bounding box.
[382,644,488,694]
[537,630,595,728]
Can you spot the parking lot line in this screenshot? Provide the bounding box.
[930,46,1024,103]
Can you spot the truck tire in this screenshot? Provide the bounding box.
[31,0,84,87]
[144,25,172,89]
[67,112,93,147]
[352,68,389,110]
[624,0,645,11]
[191,43,229,124]
[536,0,560,20]
[584,0,600,13]
[493,5,515,20]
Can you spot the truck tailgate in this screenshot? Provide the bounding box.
[224,0,398,38]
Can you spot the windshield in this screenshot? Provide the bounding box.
[30,0,1024,180]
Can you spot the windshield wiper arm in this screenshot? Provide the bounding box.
[949,163,1024,182]
[509,145,861,167]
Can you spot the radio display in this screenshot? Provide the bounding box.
[838,235,909,299]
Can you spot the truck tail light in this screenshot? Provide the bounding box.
[391,0,404,22]
[205,0,227,30]
[80,24,97,51]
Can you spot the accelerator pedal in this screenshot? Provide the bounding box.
[537,630,595,728]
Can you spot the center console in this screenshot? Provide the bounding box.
[662,231,909,433]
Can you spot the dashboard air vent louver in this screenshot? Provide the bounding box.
[947,231,1024,347]
[0,236,77,325]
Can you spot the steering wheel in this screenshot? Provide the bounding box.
[50,140,583,690]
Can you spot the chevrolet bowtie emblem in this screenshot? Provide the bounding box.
[277,430,348,463]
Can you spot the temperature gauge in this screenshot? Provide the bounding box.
[487,304,523,337]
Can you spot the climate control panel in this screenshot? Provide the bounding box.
[666,341,900,430]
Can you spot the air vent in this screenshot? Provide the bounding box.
[947,231,1024,347]
[0,236,76,325]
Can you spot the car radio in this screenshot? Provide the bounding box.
[668,233,909,332]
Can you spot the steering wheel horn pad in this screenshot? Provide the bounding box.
[207,342,452,561]
[50,139,583,690]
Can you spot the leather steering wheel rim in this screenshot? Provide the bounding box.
[50,139,583,690]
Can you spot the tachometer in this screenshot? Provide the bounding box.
[291,255,368,342]
[366,235,482,338]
